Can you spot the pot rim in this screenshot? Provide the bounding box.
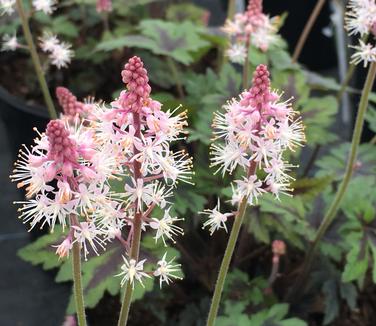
[0,86,50,119]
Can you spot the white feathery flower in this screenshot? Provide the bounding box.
[210,141,249,176]
[39,33,60,52]
[226,43,247,64]
[350,40,376,67]
[1,34,18,51]
[149,208,184,245]
[200,199,233,235]
[32,0,56,14]
[153,253,182,288]
[345,0,376,36]
[232,176,265,206]
[116,257,151,288]
[50,42,74,69]
[0,0,15,15]
[72,222,106,260]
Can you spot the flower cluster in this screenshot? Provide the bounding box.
[32,0,57,15]
[222,0,279,63]
[202,64,305,233]
[345,0,376,67]
[1,31,74,69]
[10,117,122,260]
[91,56,191,287]
[39,33,74,69]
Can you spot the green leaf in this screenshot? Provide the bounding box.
[18,227,66,270]
[342,241,369,283]
[174,188,206,215]
[266,303,289,320]
[280,319,307,326]
[322,280,339,325]
[300,96,338,146]
[370,243,376,283]
[166,3,209,26]
[257,194,312,248]
[52,16,79,38]
[96,35,152,52]
[316,143,376,181]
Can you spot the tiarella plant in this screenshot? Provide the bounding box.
[203,64,305,325]
[11,56,191,325]
[91,56,192,325]
[5,0,376,325]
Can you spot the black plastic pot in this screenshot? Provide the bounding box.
[0,87,50,162]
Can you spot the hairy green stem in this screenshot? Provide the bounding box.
[206,160,257,326]
[288,61,376,300]
[72,241,87,326]
[206,196,248,326]
[15,0,57,119]
[117,113,143,326]
[226,0,236,21]
[292,0,326,63]
[242,36,251,89]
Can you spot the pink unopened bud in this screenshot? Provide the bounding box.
[272,240,286,256]
[96,0,112,13]
[372,20,376,38]
[46,120,78,165]
[247,0,263,17]
[120,56,151,112]
[246,0,265,30]
[56,87,85,120]
[241,64,272,109]
[55,238,72,258]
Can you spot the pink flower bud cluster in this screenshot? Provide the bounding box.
[96,0,112,13]
[222,0,279,63]
[118,56,151,113]
[202,65,305,234]
[56,87,85,120]
[345,0,376,67]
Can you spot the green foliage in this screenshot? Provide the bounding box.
[166,3,208,25]
[217,303,307,326]
[186,63,241,144]
[246,194,313,248]
[96,19,210,65]
[315,143,376,181]
[18,227,66,269]
[300,96,338,145]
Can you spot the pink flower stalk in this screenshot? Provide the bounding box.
[119,56,151,113]
[56,87,96,122]
[46,120,79,172]
[92,56,190,288]
[272,239,286,257]
[96,0,112,13]
[203,64,305,234]
[222,0,279,63]
[267,239,286,288]
[11,117,122,259]
[56,87,85,120]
